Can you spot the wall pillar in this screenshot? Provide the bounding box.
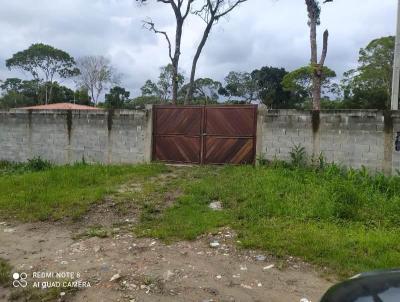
[144,105,153,163]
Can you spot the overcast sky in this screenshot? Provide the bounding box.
[0,0,396,97]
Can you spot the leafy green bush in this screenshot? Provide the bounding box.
[289,144,307,167]
[26,157,52,171]
[330,183,362,220]
[0,157,52,175]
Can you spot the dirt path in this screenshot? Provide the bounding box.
[0,169,335,301]
[0,220,333,302]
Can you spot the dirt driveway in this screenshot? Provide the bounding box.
[0,218,333,302]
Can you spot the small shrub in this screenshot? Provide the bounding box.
[0,161,11,170]
[256,154,269,166]
[85,226,109,238]
[289,144,307,168]
[26,157,52,171]
[312,152,327,171]
[331,183,362,220]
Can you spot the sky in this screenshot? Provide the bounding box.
[0,0,396,97]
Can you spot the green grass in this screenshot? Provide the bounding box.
[135,165,400,277]
[0,258,12,287]
[9,285,78,302]
[0,163,166,221]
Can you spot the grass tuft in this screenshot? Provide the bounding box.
[0,258,12,287]
[135,164,400,277]
[0,163,167,221]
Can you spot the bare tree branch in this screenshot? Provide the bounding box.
[142,19,174,62]
[319,29,329,66]
[305,0,332,110]
[185,0,248,103]
[138,0,196,104]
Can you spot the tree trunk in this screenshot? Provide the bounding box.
[309,19,318,65]
[309,17,321,111]
[45,86,49,105]
[185,21,214,104]
[171,19,183,104]
[49,83,54,104]
[312,70,322,110]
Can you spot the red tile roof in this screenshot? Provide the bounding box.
[19,103,102,110]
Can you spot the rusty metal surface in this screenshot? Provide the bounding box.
[205,106,256,136]
[204,137,255,164]
[152,105,257,165]
[154,136,201,163]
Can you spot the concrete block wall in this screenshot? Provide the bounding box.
[1,106,400,174]
[0,108,152,164]
[257,107,400,174]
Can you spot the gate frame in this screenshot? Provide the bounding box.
[152,104,258,165]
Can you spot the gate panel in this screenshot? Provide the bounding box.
[154,136,201,163]
[152,105,257,165]
[153,106,202,164]
[204,137,255,164]
[155,107,202,135]
[204,106,257,165]
[205,107,256,136]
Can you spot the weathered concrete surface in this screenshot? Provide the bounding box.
[258,107,400,174]
[1,106,400,173]
[0,108,152,164]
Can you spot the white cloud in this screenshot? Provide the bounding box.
[0,0,396,97]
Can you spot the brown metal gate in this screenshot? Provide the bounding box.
[152,105,257,165]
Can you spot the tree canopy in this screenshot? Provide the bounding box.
[105,86,130,108]
[282,65,337,100]
[141,64,185,102]
[6,43,79,104]
[341,36,395,109]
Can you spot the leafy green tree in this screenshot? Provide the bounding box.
[251,66,297,108]
[74,88,91,105]
[180,78,222,103]
[141,80,160,97]
[0,78,24,93]
[47,82,74,103]
[6,43,79,104]
[0,78,41,107]
[140,64,184,102]
[341,36,395,109]
[105,86,130,108]
[126,95,162,109]
[223,71,258,102]
[282,65,337,101]
[158,64,184,102]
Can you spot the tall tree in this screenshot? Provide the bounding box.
[222,71,258,102]
[139,0,195,104]
[305,0,333,110]
[140,64,185,102]
[184,0,248,103]
[180,77,222,103]
[251,66,293,108]
[75,56,120,104]
[341,36,395,109]
[141,80,161,97]
[6,43,79,104]
[105,86,130,108]
[281,65,337,101]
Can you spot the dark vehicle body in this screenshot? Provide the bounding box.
[321,270,400,302]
